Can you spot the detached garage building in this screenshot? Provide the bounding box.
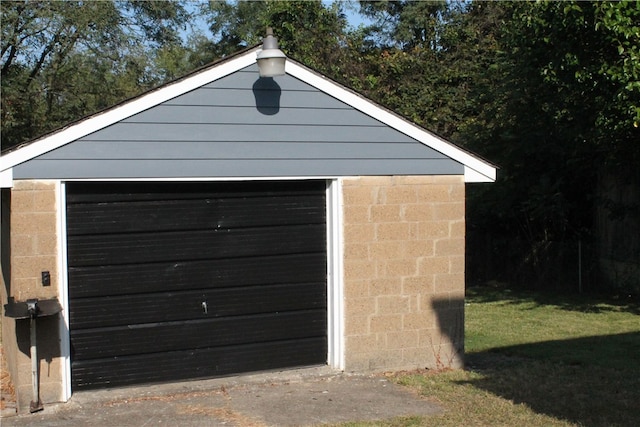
[0,45,495,411]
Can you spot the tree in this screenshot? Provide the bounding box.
[1,0,190,151]
[200,0,355,77]
[463,1,639,290]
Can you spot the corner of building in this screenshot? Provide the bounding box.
[341,175,466,373]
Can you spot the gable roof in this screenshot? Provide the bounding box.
[0,46,496,187]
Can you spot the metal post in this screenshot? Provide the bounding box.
[578,240,583,294]
[27,299,43,412]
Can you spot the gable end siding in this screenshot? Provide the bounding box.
[13,65,463,180]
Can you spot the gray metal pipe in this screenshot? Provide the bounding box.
[26,299,43,413]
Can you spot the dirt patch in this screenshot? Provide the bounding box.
[1,346,17,416]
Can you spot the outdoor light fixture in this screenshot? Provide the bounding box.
[256,27,286,77]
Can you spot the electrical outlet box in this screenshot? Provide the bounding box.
[41,271,51,286]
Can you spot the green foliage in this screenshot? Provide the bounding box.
[595,1,640,128]
[1,0,191,150]
[464,1,639,265]
[202,0,356,80]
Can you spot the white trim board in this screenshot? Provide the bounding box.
[56,181,72,401]
[326,179,345,370]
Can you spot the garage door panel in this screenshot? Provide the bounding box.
[66,181,326,204]
[68,224,326,266]
[70,282,327,329]
[71,310,327,360]
[67,196,325,235]
[67,181,328,389]
[72,337,327,390]
[68,253,326,298]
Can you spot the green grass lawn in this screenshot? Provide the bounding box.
[332,287,640,427]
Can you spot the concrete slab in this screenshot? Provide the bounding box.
[1,367,442,426]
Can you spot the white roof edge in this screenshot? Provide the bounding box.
[285,62,496,183]
[464,166,496,183]
[0,169,13,188]
[0,50,259,173]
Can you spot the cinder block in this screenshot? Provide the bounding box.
[417,221,451,240]
[10,234,36,256]
[34,234,57,256]
[393,176,436,185]
[356,176,394,187]
[345,297,376,317]
[12,180,38,191]
[450,183,465,200]
[369,241,405,260]
[418,328,450,350]
[11,190,35,211]
[449,220,465,238]
[402,347,437,367]
[380,185,417,204]
[12,256,57,281]
[449,256,465,274]
[433,202,465,220]
[369,278,401,296]
[344,279,370,299]
[376,222,413,241]
[402,276,435,295]
[404,240,435,258]
[401,204,434,222]
[343,205,370,224]
[369,314,402,333]
[385,330,418,349]
[370,204,402,222]
[33,190,57,212]
[435,238,465,257]
[344,243,369,260]
[346,334,377,354]
[377,295,411,315]
[11,212,56,235]
[342,185,378,206]
[418,256,450,275]
[343,355,370,372]
[343,223,375,243]
[368,349,403,370]
[402,311,436,330]
[10,277,38,301]
[345,315,370,336]
[344,259,377,281]
[434,273,465,293]
[416,185,452,203]
[378,259,417,277]
[428,175,464,185]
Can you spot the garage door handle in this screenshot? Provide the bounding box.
[201,301,208,314]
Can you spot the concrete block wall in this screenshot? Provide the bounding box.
[342,175,466,372]
[1,180,63,411]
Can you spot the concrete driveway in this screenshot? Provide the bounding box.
[1,367,443,426]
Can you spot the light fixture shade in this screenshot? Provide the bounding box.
[257,28,287,77]
[257,54,286,77]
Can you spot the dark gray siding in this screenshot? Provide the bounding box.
[14,64,463,179]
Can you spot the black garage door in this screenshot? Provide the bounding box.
[66,181,327,390]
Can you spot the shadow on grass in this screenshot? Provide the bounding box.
[463,332,640,427]
[466,285,640,315]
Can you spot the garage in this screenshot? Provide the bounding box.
[65,180,328,389]
[1,44,496,410]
